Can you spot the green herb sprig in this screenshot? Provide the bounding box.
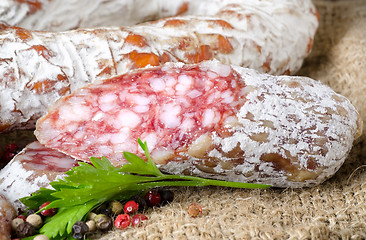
[21,139,270,239]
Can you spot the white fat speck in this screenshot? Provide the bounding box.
[150,78,166,92]
[99,102,118,112]
[200,60,232,77]
[221,90,234,103]
[110,128,130,144]
[98,145,113,156]
[59,102,91,122]
[114,141,137,154]
[133,105,150,113]
[141,132,158,151]
[63,123,78,133]
[176,83,189,94]
[114,109,141,128]
[84,135,97,146]
[99,93,118,104]
[92,111,105,121]
[35,118,60,142]
[151,149,174,164]
[46,156,75,170]
[98,133,112,144]
[131,94,150,105]
[164,76,177,87]
[73,130,85,140]
[180,118,195,131]
[160,103,181,128]
[202,109,216,127]
[187,90,202,98]
[207,71,218,79]
[224,115,239,127]
[178,74,192,86]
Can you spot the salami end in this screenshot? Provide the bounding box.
[0,141,78,209]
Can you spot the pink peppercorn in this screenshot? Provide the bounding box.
[114,214,131,229]
[39,202,57,216]
[131,214,148,227]
[124,200,139,214]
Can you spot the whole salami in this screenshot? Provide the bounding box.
[35,61,363,188]
[0,0,318,32]
[0,0,318,132]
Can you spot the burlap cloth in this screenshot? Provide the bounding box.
[89,1,366,239]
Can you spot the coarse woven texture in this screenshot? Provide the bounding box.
[91,1,366,239]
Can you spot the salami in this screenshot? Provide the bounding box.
[0,195,16,240]
[0,0,319,132]
[0,141,78,209]
[0,0,318,31]
[35,61,363,188]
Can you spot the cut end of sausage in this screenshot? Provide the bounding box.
[35,60,361,188]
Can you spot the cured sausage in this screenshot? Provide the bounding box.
[0,0,319,132]
[0,141,78,209]
[0,194,16,240]
[1,0,188,31]
[0,0,318,31]
[35,60,363,188]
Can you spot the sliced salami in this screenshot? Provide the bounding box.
[0,141,78,209]
[35,61,363,188]
[0,0,318,132]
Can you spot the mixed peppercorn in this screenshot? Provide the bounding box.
[11,188,186,239]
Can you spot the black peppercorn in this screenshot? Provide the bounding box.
[95,202,112,216]
[131,195,147,211]
[16,222,36,238]
[99,207,112,216]
[25,209,37,216]
[158,188,174,205]
[72,221,89,239]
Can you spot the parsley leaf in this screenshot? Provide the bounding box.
[20,139,270,239]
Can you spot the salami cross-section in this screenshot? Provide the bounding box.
[0,141,78,208]
[35,61,362,188]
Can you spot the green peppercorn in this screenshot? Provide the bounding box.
[109,200,123,215]
[94,214,112,231]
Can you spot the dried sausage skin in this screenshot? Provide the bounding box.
[35,61,363,188]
